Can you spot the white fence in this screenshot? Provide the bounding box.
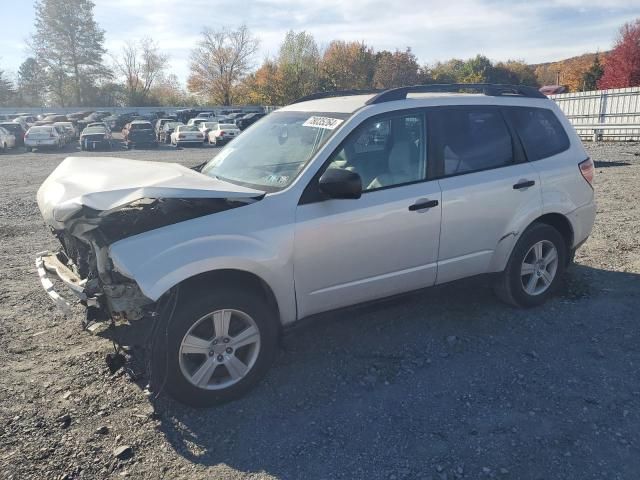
[550,86,640,141]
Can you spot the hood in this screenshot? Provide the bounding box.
[37,156,264,229]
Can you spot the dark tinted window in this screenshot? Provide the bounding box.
[509,107,570,160]
[436,108,514,176]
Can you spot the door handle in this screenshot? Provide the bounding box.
[513,180,535,190]
[409,199,439,211]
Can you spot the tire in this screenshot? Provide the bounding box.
[493,223,567,308]
[152,286,279,407]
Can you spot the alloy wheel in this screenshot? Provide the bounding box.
[520,240,559,296]
[178,309,261,390]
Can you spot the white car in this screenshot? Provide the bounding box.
[0,126,16,152]
[54,122,78,140]
[198,121,219,140]
[35,83,596,407]
[25,125,64,151]
[170,125,204,146]
[207,123,240,145]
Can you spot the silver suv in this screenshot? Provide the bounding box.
[36,84,596,406]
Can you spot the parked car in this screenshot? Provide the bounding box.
[235,112,266,130]
[34,84,596,407]
[155,118,174,140]
[207,123,241,145]
[54,122,79,141]
[86,122,111,132]
[16,115,37,127]
[159,121,182,144]
[0,122,26,147]
[104,114,135,131]
[198,121,219,140]
[68,111,94,122]
[195,112,216,120]
[171,124,205,146]
[79,125,113,151]
[35,114,69,126]
[0,126,16,152]
[175,109,202,124]
[123,121,158,149]
[24,125,64,151]
[186,118,209,127]
[37,112,58,121]
[53,125,69,145]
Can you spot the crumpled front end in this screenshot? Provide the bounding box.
[35,156,264,321]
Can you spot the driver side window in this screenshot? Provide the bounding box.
[327,113,426,191]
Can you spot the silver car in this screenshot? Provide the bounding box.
[35,84,596,406]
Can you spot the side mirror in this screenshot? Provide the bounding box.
[318,168,362,200]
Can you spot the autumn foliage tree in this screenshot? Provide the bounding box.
[320,41,376,90]
[598,19,640,89]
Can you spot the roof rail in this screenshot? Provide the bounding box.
[291,89,383,104]
[366,83,547,104]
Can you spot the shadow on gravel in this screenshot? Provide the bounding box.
[594,160,631,168]
[147,264,640,479]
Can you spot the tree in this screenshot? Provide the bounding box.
[373,48,419,88]
[582,54,604,91]
[242,59,284,105]
[113,38,169,105]
[276,31,320,102]
[423,59,466,84]
[188,25,259,105]
[16,58,47,106]
[31,0,110,106]
[0,69,16,106]
[598,19,640,89]
[492,60,538,86]
[320,41,376,90]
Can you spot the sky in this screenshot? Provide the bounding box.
[1,0,640,85]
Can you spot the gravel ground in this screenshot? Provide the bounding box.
[0,139,639,480]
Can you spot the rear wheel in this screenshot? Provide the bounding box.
[493,223,567,307]
[152,286,279,407]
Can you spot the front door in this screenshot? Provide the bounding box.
[293,111,442,318]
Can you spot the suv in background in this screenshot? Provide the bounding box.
[122,120,158,149]
[35,84,596,407]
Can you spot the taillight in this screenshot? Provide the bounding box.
[219,131,225,136]
[579,158,594,187]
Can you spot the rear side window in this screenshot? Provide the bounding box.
[508,107,570,161]
[434,108,514,176]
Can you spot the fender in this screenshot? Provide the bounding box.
[107,203,297,325]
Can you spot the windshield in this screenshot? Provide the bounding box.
[201,111,348,191]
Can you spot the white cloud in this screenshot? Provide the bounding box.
[89,0,640,83]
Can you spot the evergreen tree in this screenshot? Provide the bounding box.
[0,69,15,106]
[582,54,604,91]
[31,0,110,106]
[17,58,47,106]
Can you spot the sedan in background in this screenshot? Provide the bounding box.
[79,125,112,151]
[24,125,64,151]
[207,123,241,146]
[170,124,204,147]
[235,112,266,130]
[198,121,218,141]
[159,121,182,144]
[0,126,16,152]
[54,122,79,141]
[0,122,26,147]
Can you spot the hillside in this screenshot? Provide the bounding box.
[531,51,608,91]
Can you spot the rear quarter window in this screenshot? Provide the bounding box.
[508,107,570,161]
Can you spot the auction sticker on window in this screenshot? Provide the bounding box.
[303,116,344,130]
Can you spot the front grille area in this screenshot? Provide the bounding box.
[55,231,93,279]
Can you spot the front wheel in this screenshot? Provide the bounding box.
[493,223,567,308]
[152,287,279,407]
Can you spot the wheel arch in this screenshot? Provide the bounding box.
[491,211,575,273]
[175,268,282,327]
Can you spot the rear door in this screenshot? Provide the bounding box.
[432,106,543,284]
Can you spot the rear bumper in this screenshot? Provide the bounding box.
[35,251,96,315]
[26,139,58,147]
[567,201,597,248]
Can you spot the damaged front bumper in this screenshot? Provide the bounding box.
[36,249,153,321]
[35,250,98,315]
